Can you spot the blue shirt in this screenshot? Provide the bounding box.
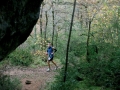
[47,46,53,58]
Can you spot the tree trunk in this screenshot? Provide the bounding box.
[52,9,55,46]
[34,25,37,52]
[64,0,76,82]
[55,28,58,48]
[34,25,37,39]
[85,7,88,28]
[44,11,48,40]
[86,21,91,63]
[40,4,43,50]
[40,4,43,37]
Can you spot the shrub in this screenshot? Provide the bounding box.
[0,75,21,90]
[9,49,33,66]
[79,56,120,90]
[47,66,80,90]
[70,41,86,57]
[47,53,81,90]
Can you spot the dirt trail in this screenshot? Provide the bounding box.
[3,65,59,90]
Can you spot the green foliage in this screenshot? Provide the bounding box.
[9,49,33,66]
[0,75,21,90]
[70,41,86,57]
[0,60,9,68]
[25,35,50,52]
[30,55,47,68]
[49,37,120,90]
[47,66,80,90]
[79,48,120,90]
[46,51,81,90]
[44,2,120,90]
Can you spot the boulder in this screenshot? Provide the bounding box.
[0,0,43,61]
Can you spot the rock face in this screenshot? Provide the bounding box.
[0,0,43,61]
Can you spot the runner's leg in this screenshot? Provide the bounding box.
[51,60,58,69]
[47,60,51,72]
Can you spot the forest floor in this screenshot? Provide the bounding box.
[3,65,60,90]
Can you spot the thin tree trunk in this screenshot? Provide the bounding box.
[86,21,91,63]
[34,25,37,39]
[55,33,58,48]
[64,0,76,82]
[52,9,55,46]
[40,4,43,50]
[80,14,83,29]
[85,7,88,28]
[44,11,48,40]
[34,25,37,52]
[55,27,58,48]
[40,5,43,36]
[86,2,102,62]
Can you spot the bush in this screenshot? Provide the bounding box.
[0,75,21,90]
[70,41,86,57]
[9,49,33,66]
[47,66,80,90]
[47,52,81,90]
[79,56,120,90]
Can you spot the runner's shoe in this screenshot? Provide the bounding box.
[55,66,58,70]
[46,68,51,72]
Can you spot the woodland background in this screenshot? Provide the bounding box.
[0,0,120,90]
